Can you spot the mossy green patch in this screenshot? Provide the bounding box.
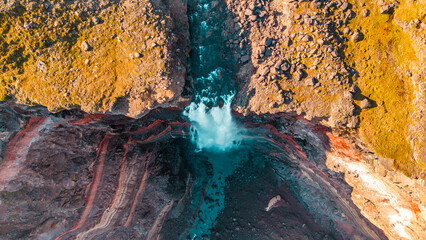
[0,1,169,114]
[346,0,422,176]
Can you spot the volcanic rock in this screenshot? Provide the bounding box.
[305,77,317,86]
[360,98,372,109]
[81,41,91,51]
[380,4,395,14]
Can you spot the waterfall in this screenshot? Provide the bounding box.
[184,94,242,152]
[183,0,246,238]
[184,0,242,152]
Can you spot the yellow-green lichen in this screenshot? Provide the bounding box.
[346,0,423,176]
[0,2,170,114]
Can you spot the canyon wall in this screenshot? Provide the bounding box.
[0,0,425,239]
[0,102,424,239]
[227,0,425,177]
[1,0,423,177]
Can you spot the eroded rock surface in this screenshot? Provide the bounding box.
[0,102,425,239]
[0,0,425,239]
[229,0,358,129]
[0,0,189,117]
[225,0,425,178]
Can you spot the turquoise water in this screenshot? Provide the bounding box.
[184,0,245,238]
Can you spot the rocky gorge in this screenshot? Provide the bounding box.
[0,0,425,239]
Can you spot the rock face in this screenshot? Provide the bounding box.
[0,102,425,239]
[80,41,91,51]
[0,0,189,117]
[0,0,424,176]
[0,0,425,238]
[226,0,425,177]
[228,0,359,129]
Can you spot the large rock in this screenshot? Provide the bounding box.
[360,98,372,109]
[80,41,91,51]
[380,4,395,14]
[305,77,317,86]
[351,31,364,42]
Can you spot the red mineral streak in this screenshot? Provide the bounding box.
[324,131,421,218]
[77,139,141,238]
[325,132,362,162]
[55,134,112,240]
[0,116,47,187]
[313,126,423,220]
[134,126,175,144]
[129,119,190,135]
[263,123,308,158]
[261,124,353,200]
[68,114,106,125]
[129,120,166,134]
[131,121,190,144]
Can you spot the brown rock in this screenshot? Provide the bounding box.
[281,62,291,72]
[360,98,372,109]
[341,2,350,11]
[81,41,91,51]
[362,9,370,17]
[92,16,101,25]
[351,32,363,42]
[36,60,47,73]
[305,77,317,86]
[380,5,394,14]
[302,35,313,42]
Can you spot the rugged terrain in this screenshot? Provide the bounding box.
[0,102,425,239]
[0,0,425,239]
[1,0,424,176]
[0,0,188,117]
[227,0,425,177]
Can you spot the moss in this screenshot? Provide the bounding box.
[0,82,8,101]
[346,0,422,176]
[395,0,426,24]
[0,1,170,113]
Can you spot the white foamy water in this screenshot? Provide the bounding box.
[184,95,242,152]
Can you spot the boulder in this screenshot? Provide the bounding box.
[360,98,372,109]
[263,38,273,47]
[81,41,91,51]
[349,85,360,94]
[363,9,370,17]
[92,16,101,25]
[259,67,270,76]
[341,2,350,11]
[302,35,313,42]
[294,69,304,81]
[269,102,279,108]
[283,38,293,47]
[343,27,351,35]
[351,32,363,42]
[405,70,412,77]
[305,77,317,86]
[241,55,250,63]
[312,1,322,9]
[380,5,394,14]
[281,62,291,72]
[36,60,47,73]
